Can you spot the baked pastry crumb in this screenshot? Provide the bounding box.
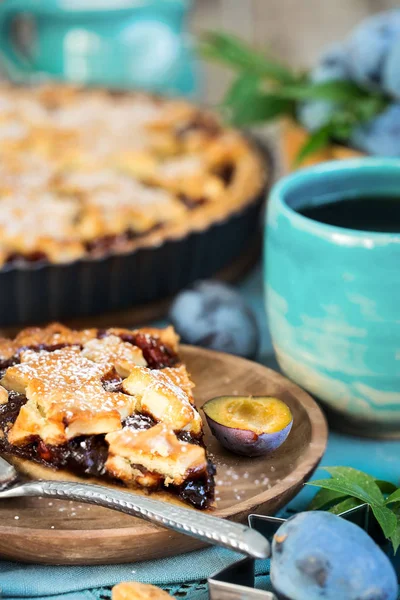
[112,582,174,600]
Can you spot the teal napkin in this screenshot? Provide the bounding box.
[0,547,245,600]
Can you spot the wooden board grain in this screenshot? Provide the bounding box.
[0,346,328,564]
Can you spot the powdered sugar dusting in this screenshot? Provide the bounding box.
[4,346,136,441]
[159,156,204,179]
[0,85,234,265]
[0,193,80,248]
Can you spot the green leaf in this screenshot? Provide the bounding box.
[389,521,400,554]
[385,489,400,505]
[308,488,348,511]
[371,505,398,539]
[332,120,356,140]
[278,80,366,102]
[294,125,332,165]
[309,467,385,506]
[200,32,295,83]
[388,506,400,553]
[227,93,293,127]
[355,96,389,122]
[323,467,385,506]
[376,480,398,496]
[223,73,261,107]
[328,497,364,515]
[307,478,371,503]
[222,73,295,126]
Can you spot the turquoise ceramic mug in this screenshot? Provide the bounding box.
[0,0,197,95]
[265,159,400,438]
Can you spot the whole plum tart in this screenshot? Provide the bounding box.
[0,323,215,509]
[0,84,264,267]
[0,84,268,326]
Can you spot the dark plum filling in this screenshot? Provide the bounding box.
[177,430,201,446]
[101,368,123,393]
[37,436,109,477]
[84,224,162,256]
[85,232,133,254]
[5,251,48,265]
[178,194,207,210]
[173,460,216,510]
[0,390,27,426]
[0,333,215,509]
[123,413,156,430]
[117,332,179,369]
[210,162,236,186]
[175,113,221,139]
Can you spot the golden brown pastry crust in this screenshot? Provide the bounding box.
[106,423,206,487]
[0,323,177,360]
[122,366,201,434]
[81,335,147,377]
[0,322,98,360]
[2,346,137,445]
[0,84,265,267]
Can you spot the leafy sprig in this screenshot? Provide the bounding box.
[200,32,389,163]
[307,467,400,552]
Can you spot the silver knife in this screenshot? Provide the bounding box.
[0,456,269,559]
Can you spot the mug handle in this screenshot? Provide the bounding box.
[0,0,39,79]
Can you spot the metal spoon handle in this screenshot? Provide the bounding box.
[0,480,269,559]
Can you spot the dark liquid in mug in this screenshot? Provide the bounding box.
[298,196,400,233]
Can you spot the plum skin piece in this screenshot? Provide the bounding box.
[203,396,293,457]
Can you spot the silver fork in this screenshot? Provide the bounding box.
[0,456,269,559]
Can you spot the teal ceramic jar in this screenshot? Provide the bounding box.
[0,0,196,95]
[265,159,400,437]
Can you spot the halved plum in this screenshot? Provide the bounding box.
[203,396,293,457]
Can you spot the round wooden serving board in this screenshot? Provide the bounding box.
[0,346,328,565]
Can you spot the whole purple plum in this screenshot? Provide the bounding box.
[350,103,400,156]
[271,511,398,600]
[203,395,293,457]
[168,281,259,359]
[383,38,400,98]
[347,10,400,90]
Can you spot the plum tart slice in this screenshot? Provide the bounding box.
[0,323,215,509]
